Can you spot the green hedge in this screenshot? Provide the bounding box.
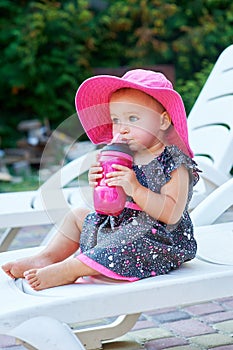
[0,0,233,147]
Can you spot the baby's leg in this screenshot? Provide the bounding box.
[1,207,90,278]
[24,258,99,290]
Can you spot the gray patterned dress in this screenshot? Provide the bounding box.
[78,145,200,281]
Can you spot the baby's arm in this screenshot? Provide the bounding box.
[106,164,189,225]
[132,166,189,225]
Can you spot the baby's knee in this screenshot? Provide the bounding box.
[65,207,90,225]
[72,207,90,218]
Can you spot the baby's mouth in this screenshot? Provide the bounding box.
[121,138,131,144]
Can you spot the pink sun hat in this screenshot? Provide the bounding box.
[75,69,193,158]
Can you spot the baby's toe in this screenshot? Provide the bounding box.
[24,269,37,279]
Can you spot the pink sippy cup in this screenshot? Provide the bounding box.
[94,143,133,216]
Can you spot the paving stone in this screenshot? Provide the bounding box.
[218,297,233,303]
[150,310,190,323]
[163,345,199,350]
[0,335,25,349]
[211,346,233,350]
[144,336,188,349]
[221,299,233,310]
[200,310,233,324]
[145,307,177,316]
[183,302,225,316]
[8,225,50,250]
[138,313,147,320]
[163,318,215,337]
[128,327,172,344]
[0,347,25,350]
[190,333,233,348]
[132,319,157,331]
[213,319,233,334]
[0,335,16,347]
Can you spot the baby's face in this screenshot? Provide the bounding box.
[109,89,169,152]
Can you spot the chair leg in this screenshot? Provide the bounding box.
[7,316,85,350]
[75,313,141,350]
[0,227,20,252]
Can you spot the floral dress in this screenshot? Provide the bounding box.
[78,145,200,281]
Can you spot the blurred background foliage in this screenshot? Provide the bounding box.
[0,0,233,148]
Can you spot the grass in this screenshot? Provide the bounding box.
[0,169,89,193]
[0,173,39,193]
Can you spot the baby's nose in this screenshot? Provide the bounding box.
[120,124,130,134]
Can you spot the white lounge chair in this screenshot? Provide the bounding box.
[188,44,233,209]
[0,149,97,251]
[1,45,233,251]
[0,177,232,350]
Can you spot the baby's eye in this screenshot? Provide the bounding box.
[129,115,139,122]
[112,117,120,124]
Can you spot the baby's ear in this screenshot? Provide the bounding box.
[160,111,171,131]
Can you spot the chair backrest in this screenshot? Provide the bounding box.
[31,150,98,218]
[40,149,98,190]
[188,45,233,175]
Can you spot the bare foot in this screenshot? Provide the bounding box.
[1,254,54,279]
[24,259,82,290]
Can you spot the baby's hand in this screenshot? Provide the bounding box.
[105,164,138,197]
[88,162,103,187]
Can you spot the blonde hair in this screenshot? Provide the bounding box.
[110,88,166,114]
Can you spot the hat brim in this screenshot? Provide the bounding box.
[75,75,193,158]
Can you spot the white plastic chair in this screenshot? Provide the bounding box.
[188,44,233,209]
[0,178,232,350]
[0,150,97,251]
[1,45,233,250]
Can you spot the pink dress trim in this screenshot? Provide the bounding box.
[77,254,139,282]
[125,201,142,211]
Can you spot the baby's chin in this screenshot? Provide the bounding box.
[128,142,147,153]
[128,142,138,151]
